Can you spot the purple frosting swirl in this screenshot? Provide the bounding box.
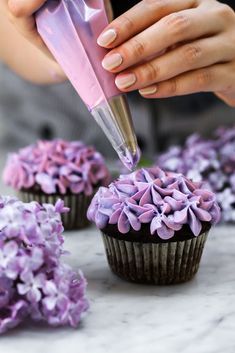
[3,140,110,195]
[87,167,221,239]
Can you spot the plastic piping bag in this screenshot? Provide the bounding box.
[36,0,140,169]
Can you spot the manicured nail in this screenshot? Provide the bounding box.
[102,53,123,70]
[115,73,137,89]
[97,29,117,47]
[139,86,158,96]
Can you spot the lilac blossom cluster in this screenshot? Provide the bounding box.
[3,139,110,196]
[0,196,88,334]
[88,167,220,239]
[156,126,235,222]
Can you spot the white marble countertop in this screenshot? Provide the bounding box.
[0,224,234,353]
[0,157,235,353]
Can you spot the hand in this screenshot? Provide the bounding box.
[6,0,53,58]
[7,0,113,58]
[97,0,235,107]
[6,0,112,83]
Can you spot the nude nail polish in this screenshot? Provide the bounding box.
[115,74,137,89]
[139,86,158,95]
[97,29,117,47]
[102,53,123,70]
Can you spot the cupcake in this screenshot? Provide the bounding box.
[87,167,221,284]
[3,139,110,230]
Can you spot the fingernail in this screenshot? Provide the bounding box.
[139,86,158,95]
[115,73,136,89]
[102,53,123,70]
[97,29,117,47]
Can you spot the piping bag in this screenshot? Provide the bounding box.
[36,0,140,170]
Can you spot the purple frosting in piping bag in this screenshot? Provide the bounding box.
[87,167,221,239]
[36,0,141,170]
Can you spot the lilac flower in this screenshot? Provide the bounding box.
[157,146,183,173]
[42,266,88,328]
[156,125,235,223]
[216,188,235,210]
[3,139,110,196]
[43,280,61,311]
[0,300,28,334]
[0,277,13,308]
[0,241,18,272]
[0,203,24,239]
[0,197,88,334]
[208,171,228,192]
[230,174,235,192]
[18,272,46,303]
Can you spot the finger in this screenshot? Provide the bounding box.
[8,15,53,59]
[8,0,46,17]
[102,7,224,73]
[97,0,196,48]
[215,92,235,107]
[114,36,233,91]
[139,64,233,98]
[7,1,53,59]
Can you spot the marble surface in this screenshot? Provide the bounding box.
[0,224,234,353]
[0,157,235,353]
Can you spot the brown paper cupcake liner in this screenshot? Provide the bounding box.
[101,231,209,284]
[18,190,93,231]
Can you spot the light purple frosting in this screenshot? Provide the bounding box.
[3,140,110,195]
[87,167,221,239]
[156,125,235,223]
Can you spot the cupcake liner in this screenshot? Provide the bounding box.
[18,190,93,231]
[101,231,209,284]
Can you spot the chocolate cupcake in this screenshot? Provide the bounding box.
[3,139,110,230]
[88,167,221,284]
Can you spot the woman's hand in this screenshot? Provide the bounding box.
[6,0,52,58]
[6,0,113,58]
[97,0,235,107]
[4,0,112,83]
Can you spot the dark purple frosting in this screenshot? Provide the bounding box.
[87,167,221,239]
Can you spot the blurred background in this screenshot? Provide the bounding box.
[1,0,235,162]
[0,61,234,162]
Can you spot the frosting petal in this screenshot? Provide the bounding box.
[188,208,202,236]
[174,207,188,224]
[87,167,221,239]
[3,140,110,195]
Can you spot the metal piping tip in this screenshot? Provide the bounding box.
[91,95,141,170]
[116,144,140,170]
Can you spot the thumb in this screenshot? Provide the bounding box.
[8,0,46,17]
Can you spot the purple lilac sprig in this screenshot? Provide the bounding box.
[156,125,235,223]
[0,196,88,334]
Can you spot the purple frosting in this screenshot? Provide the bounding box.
[87,167,220,239]
[3,139,110,195]
[156,125,235,223]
